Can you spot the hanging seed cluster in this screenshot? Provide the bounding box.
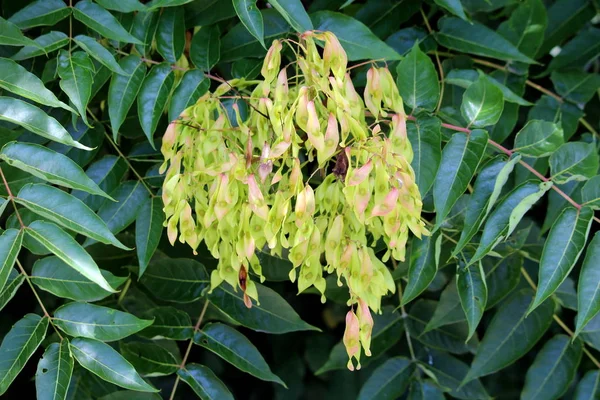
[160,31,428,370]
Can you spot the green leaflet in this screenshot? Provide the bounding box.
[461,76,504,128]
[194,323,285,385]
[168,70,209,121]
[138,306,194,340]
[550,142,599,184]
[155,7,185,63]
[514,120,564,158]
[357,357,414,400]
[108,55,146,141]
[73,35,127,75]
[574,370,600,400]
[0,17,39,47]
[402,233,440,305]
[11,31,69,60]
[120,342,180,377]
[137,63,174,146]
[36,340,74,400]
[135,197,164,277]
[190,25,221,71]
[73,0,143,45]
[0,314,49,395]
[268,0,313,33]
[57,50,94,127]
[139,257,209,303]
[0,229,23,294]
[406,116,441,198]
[396,43,440,111]
[8,0,71,29]
[576,232,600,336]
[233,0,265,49]
[424,278,466,332]
[530,207,593,313]
[177,364,234,400]
[457,262,488,342]
[0,270,24,313]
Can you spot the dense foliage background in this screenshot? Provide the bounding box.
[0,0,600,399]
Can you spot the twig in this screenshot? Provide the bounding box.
[169,299,210,400]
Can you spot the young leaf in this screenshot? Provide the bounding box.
[0,314,49,395]
[190,25,221,71]
[31,256,127,302]
[470,181,552,265]
[461,76,504,128]
[0,58,74,113]
[0,142,110,198]
[108,55,146,141]
[194,323,285,386]
[310,11,401,61]
[120,342,179,377]
[26,221,117,293]
[0,100,89,149]
[73,35,127,75]
[139,258,209,303]
[8,0,71,29]
[514,120,564,158]
[0,17,39,47]
[0,270,24,312]
[168,70,209,121]
[36,340,74,400]
[530,207,593,313]
[72,155,128,211]
[521,335,583,400]
[11,31,69,60]
[16,184,129,250]
[135,197,164,278]
[137,63,174,146]
[436,17,537,64]
[549,142,599,184]
[433,129,488,228]
[357,357,414,400]
[453,155,521,256]
[402,233,439,305]
[424,278,466,332]
[70,338,158,392]
[576,232,600,336]
[463,289,554,384]
[457,262,488,342]
[177,364,234,400]
[268,0,313,33]
[210,281,320,334]
[54,302,153,342]
[406,116,441,197]
[138,306,194,340]
[156,7,185,63]
[574,370,600,400]
[73,0,143,45]
[0,229,23,294]
[396,43,439,111]
[233,0,265,49]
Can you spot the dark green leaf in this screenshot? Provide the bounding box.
[190,25,221,71]
[471,181,552,264]
[194,322,285,385]
[177,363,234,400]
[156,7,185,63]
[407,116,441,197]
[0,314,49,395]
[11,31,68,60]
[269,0,313,33]
[73,1,143,45]
[530,207,593,312]
[0,270,24,312]
[433,129,488,228]
[521,335,583,400]
[120,342,179,377]
[453,155,521,256]
[139,258,208,303]
[483,252,522,309]
[137,63,174,145]
[463,289,554,383]
[445,70,531,106]
[73,35,127,75]
[538,0,595,57]
[357,357,414,400]
[396,43,439,111]
[407,379,445,400]
[135,197,164,278]
[168,70,209,121]
[546,27,600,74]
[424,278,466,332]
[528,96,583,141]
[550,142,599,184]
[402,233,439,305]
[72,155,128,212]
[8,0,71,29]
[574,370,600,400]
[233,0,265,48]
[551,71,600,105]
[311,11,401,61]
[0,99,89,149]
[0,57,74,113]
[210,281,320,334]
[457,262,488,341]
[36,340,74,400]
[31,256,127,302]
[582,176,600,209]
[0,229,23,294]
[461,76,504,128]
[95,0,146,13]
[16,183,128,250]
[108,55,146,140]
[576,232,600,335]
[27,221,116,293]
[436,17,536,64]
[497,0,547,60]
[514,120,564,157]
[434,0,468,21]
[0,17,38,47]
[130,11,159,57]
[138,306,194,340]
[70,338,157,392]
